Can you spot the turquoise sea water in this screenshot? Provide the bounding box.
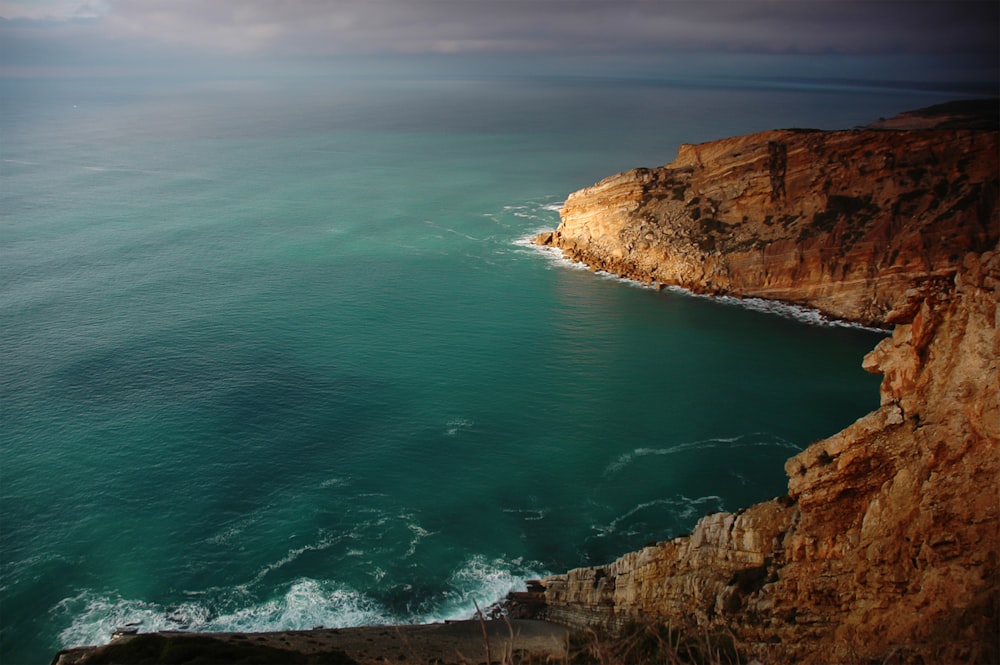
[0,74,961,663]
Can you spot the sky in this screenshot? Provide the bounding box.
[0,0,997,83]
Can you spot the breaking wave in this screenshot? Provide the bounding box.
[53,554,547,651]
[54,580,393,650]
[512,218,887,331]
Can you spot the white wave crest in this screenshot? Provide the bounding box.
[421,554,547,623]
[249,531,355,586]
[445,418,473,436]
[404,522,436,558]
[54,580,394,650]
[53,554,548,650]
[712,294,887,331]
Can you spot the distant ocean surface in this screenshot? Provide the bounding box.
[0,73,963,663]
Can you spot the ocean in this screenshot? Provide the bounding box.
[0,72,960,663]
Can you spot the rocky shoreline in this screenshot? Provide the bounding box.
[52,619,571,664]
[513,100,999,663]
[52,101,998,664]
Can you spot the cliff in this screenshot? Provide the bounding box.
[521,103,1000,663]
[535,102,998,327]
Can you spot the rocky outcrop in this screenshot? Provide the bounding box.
[535,103,998,327]
[525,246,999,665]
[520,106,1000,663]
[52,620,571,665]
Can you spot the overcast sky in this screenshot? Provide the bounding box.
[1,0,997,81]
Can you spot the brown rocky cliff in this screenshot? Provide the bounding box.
[525,249,998,664]
[522,109,1000,663]
[537,122,998,327]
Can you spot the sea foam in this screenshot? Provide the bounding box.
[53,556,547,650]
[604,433,802,476]
[54,580,393,649]
[420,554,547,623]
[514,219,888,332]
[591,495,726,538]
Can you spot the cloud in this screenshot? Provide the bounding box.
[119,1,994,57]
[0,0,108,20]
[1,0,997,74]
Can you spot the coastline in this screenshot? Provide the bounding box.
[52,620,571,665]
[523,227,891,331]
[48,100,999,665]
[508,103,999,663]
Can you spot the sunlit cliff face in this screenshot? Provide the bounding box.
[541,120,998,326]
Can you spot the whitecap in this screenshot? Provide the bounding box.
[444,418,473,436]
[403,522,436,558]
[249,531,355,586]
[418,554,548,623]
[54,580,395,650]
[54,591,212,648]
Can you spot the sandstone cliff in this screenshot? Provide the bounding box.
[521,104,1000,663]
[535,103,998,327]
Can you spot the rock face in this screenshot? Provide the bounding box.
[536,109,998,327]
[521,106,1000,663]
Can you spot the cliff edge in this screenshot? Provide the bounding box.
[535,100,998,327]
[522,102,999,663]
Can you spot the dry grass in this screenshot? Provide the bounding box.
[564,621,744,665]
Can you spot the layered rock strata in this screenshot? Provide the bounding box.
[521,106,1000,663]
[535,108,998,327]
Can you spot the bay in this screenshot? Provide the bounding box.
[0,73,955,663]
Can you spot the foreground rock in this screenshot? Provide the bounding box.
[52,619,570,665]
[517,103,999,663]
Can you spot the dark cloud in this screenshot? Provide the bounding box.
[1,0,996,75]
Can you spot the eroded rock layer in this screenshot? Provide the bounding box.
[522,107,1000,663]
[536,116,998,326]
